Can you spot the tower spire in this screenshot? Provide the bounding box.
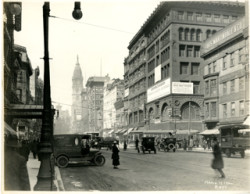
[77,54,79,64]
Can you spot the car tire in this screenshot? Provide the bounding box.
[94,155,105,166]
[57,155,69,168]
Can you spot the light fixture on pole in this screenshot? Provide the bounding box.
[34,2,82,191]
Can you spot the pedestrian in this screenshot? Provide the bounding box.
[112,141,120,169]
[30,139,38,159]
[211,137,225,178]
[135,138,139,150]
[202,138,207,150]
[123,139,127,151]
[183,138,187,151]
[189,136,194,150]
[4,132,30,190]
[19,140,30,162]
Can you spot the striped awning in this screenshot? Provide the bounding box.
[199,129,219,135]
[108,129,114,134]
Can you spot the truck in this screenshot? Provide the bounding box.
[219,124,250,158]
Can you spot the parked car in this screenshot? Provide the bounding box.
[163,137,176,152]
[95,137,119,150]
[219,124,250,158]
[53,134,105,168]
[138,137,157,154]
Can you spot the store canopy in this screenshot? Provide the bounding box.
[144,129,174,134]
[176,129,199,134]
[238,129,250,133]
[115,129,123,133]
[108,129,114,134]
[4,122,17,137]
[199,129,219,135]
[243,116,250,125]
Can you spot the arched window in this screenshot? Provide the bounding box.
[190,29,195,41]
[206,30,211,39]
[185,28,190,41]
[181,102,201,121]
[212,30,217,35]
[179,28,184,41]
[149,108,154,123]
[161,103,170,121]
[196,29,202,42]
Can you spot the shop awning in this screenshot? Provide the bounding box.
[123,128,134,135]
[4,122,17,137]
[238,129,250,133]
[115,129,123,133]
[130,127,144,133]
[144,129,174,134]
[176,129,199,134]
[243,116,250,125]
[108,129,114,134]
[199,129,219,135]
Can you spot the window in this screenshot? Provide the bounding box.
[240,101,244,115]
[196,30,202,41]
[208,63,211,74]
[230,52,235,66]
[179,45,185,57]
[223,56,227,69]
[161,47,170,63]
[191,63,199,75]
[223,104,227,118]
[205,103,209,118]
[178,11,184,20]
[185,29,190,41]
[211,102,216,117]
[213,61,217,72]
[194,46,200,57]
[239,48,245,62]
[187,46,193,57]
[231,102,235,117]
[196,13,202,21]
[206,30,212,39]
[239,77,245,90]
[232,15,237,22]
[205,81,209,95]
[148,59,155,73]
[179,28,184,40]
[230,79,235,93]
[180,62,188,74]
[211,79,217,95]
[223,15,229,23]
[187,12,193,20]
[214,14,220,23]
[161,66,167,79]
[223,82,227,94]
[191,29,195,41]
[193,81,200,94]
[205,13,211,22]
[134,112,138,123]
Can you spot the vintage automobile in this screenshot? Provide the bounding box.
[138,137,157,154]
[157,137,176,152]
[219,124,250,158]
[53,134,106,168]
[95,137,119,150]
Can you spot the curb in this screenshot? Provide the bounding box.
[55,166,65,191]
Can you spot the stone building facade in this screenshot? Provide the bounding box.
[124,1,245,136]
[201,16,249,129]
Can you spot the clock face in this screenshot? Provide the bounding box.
[175,100,180,106]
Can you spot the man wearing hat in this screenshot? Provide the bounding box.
[4,125,31,190]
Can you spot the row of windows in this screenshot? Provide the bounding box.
[179,45,200,57]
[129,65,145,84]
[205,102,217,118]
[179,28,202,42]
[177,11,238,24]
[205,79,217,96]
[129,94,146,110]
[222,101,245,118]
[222,77,245,95]
[180,62,200,75]
[129,78,146,95]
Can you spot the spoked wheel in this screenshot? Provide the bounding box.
[57,155,69,168]
[94,155,105,166]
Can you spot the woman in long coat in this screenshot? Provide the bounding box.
[211,137,225,178]
[112,141,120,169]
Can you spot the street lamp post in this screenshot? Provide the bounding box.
[34,2,82,191]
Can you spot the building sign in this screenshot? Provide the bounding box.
[124,88,129,97]
[147,78,170,103]
[203,17,245,50]
[155,65,161,83]
[172,82,193,94]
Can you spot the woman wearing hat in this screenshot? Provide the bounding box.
[112,141,120,169]
[211,137,225,178]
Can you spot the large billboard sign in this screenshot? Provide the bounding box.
[147,78,170,103]
[172,82,193,94]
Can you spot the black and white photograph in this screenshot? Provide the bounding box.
[2,0,250,193]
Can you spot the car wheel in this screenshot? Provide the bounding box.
[240,150,245,158]
[154,148,157,154]
[57,155,69,168]
[94,155,105,166]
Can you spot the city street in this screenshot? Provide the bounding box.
[59,148,250,191]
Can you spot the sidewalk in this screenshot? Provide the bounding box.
[26,154,64,191]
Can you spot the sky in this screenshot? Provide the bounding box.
[14,0,163,113]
